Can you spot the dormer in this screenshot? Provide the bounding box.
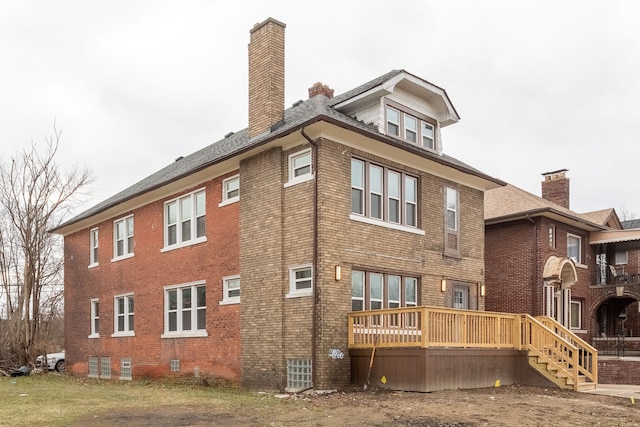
[332,70,459,155]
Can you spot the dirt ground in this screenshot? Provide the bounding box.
[72,384,640,426]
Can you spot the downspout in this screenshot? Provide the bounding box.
[301,127,318,389]
[526,215,539,315]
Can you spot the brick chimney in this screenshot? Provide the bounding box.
[308,82,334,99]
[248,18,286,139]
[541,169,570,209]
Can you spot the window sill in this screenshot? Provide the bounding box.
[286,290,313,299]
[284,173,314,188]
[111,332,135,338]
[161,331,208,339]
[111,253,134,263]
[575,262,588,269]
[349,214,425,235]
[219,299,240,305]
[161,236,207,253]
[571,329,587,334]
[218,196,239,207]
[88,262,99,269]
[88,334,100,339]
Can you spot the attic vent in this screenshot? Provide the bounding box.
[292,100,303,107]
[224,131,235,138]
[175,156,184,162]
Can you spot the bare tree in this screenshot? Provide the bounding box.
[618,205,637,223]
[0,126,92,368]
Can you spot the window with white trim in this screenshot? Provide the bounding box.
[113,294,134,336]
[163,282,206,337]
[89,228,99,267]
[385,103,437,150]
[570,300,582,330]
[444,187,460,256]
[164,190,206,249]
[567,233,582,264]
[219,175,239,206]
[351,270,418,311]
[287,265,313,297]
[89,299,99,338]
[615,251,628,265]
[221,275,240,304]
[285,149,313,187]
[113,216,134,260]
[549,225,555,248]
[351,158,418,228]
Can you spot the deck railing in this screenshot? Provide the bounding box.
[348,306,597,390]
[348,306,520,349]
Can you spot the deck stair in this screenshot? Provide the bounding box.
[523,315,597,391]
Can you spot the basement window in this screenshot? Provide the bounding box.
[286,359,312,392]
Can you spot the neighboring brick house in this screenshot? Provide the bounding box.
[485,170,640,353]
[51,18,504,391]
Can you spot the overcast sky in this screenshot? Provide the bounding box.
[2,1,639,221]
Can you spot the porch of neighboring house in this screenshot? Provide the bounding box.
[348,307,597,393]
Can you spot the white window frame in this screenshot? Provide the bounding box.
[162,189,207,251]
[112,293,134,337]
[162,281,207,338]
[446,187,458,231]
[570,300,582,330]
[219,174,239,207]
[89,227,99,267]
[89,298,99,338]
[220,275,240,305]
[286,265,313,298]
[284,149,313,187]
[567,233,582,264]
[112,215,134,261]
[615,251,628,265]
[350,157,424,235]
[385,102,437,151]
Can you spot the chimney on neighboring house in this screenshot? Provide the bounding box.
[541,169,570,209]
[308,82,334,99]
[248,18,286,139]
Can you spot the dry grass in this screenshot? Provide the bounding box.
[0,374,286,426]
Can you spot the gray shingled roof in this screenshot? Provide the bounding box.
[53,70,502,232]
[622,219,640,229]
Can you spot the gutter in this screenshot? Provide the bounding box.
[300,126,318,390]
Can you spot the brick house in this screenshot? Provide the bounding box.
[484,170,640,364]
[51,17,505,391]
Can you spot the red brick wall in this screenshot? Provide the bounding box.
[598,359,640,384]
[64,172,241,381]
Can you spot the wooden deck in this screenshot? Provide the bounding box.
[348,306,597,391]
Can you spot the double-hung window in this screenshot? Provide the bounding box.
[287,265,313,298]
[570,300,582,330]
[163,281,207,337]
[219,175,239,207]
[351,158,420,232]
[351,270,418,311]
[567,233,582,264]
[113,216,134,260]
[89,228,99,267]
[444,187,460,256]
[285,149,313,187]
[385,103,437,150]
[113,294,134,336]
[164,189,206,249]
[89,299,99,338]
[221,275,240,304]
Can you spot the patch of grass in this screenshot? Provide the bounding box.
[0,374,287,426]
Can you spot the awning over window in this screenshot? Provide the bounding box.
[543,255,578,288]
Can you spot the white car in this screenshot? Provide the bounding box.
[36,351,65,372]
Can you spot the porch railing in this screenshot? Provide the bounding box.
[348,306,597,390]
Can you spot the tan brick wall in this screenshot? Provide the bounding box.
[64,173,241,381]
[239,147,287,389]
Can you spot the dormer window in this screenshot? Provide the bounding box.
[385,101,436,151]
